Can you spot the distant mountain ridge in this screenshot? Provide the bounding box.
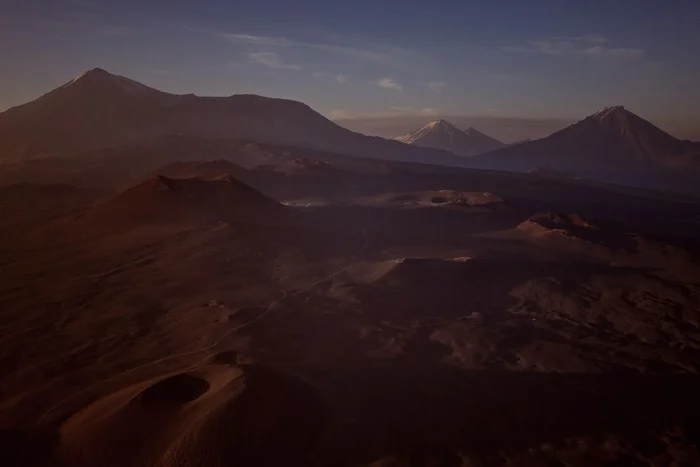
[472,106,700,172]
[395,119,505,156]
[2,69,699,195]
[466,106,700,194]
[0,68,465,167]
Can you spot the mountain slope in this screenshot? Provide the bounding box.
[0,68,466,168]
[395,120,505,156]
[471,106,700,173]
[462,127,507,153]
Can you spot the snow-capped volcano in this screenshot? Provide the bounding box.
[395,120,505,157]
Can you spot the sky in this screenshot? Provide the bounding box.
[1,0,699,139]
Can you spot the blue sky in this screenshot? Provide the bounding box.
[1,0,699,137]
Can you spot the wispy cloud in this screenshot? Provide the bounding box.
[550,34,608,44]
[313,72,351,84]
[327,107,440,120]
[415,107,440,116]
[428,81,446,93]
[503,35,645,59]
[249,52,301,70]
[582,46,645,58]
[178,26,427,71]
[327,109,357,119]
[220,32,388,64]
[223,33,293,47]
[377,77,403,92]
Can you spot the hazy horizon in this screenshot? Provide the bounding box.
[1,0,699,141]
[3,67,699,143]
[332,115,573,143]
[332,114,700,143]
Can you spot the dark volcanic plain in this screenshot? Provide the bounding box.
[2,71,700,467]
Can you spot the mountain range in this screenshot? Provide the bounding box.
[0,68,463,167]
[1,69,699,194]
[395,119,506,156]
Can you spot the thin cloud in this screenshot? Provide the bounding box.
[249,52,301,70]
[503,36,645,59]
[582,46,645,58]
[529,40,573,55]
[327,107,442,120]
[550,34,608,44]
[178,25,425,71]
[223,33,293,47]
[313,72,350,84]
[415,107,441,116]
[327,109,357,119]
[428,81,446,93]
[377,77,403,92]
[220,32,388,64]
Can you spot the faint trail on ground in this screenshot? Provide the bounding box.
[39,208,371,425]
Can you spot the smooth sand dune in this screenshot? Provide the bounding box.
[55,364,325,467]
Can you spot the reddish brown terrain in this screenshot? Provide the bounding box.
[3,71,700,467]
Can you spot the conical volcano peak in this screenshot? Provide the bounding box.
[425,119,458,130]
[591,105,629,121]
[69,68,117,84]
[64,67,158,96]
[472,103,696,172]
[585,106,645,135]
[395,120,505,156]
[82,67,110,77]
